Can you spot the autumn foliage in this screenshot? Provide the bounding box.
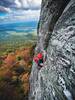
[0,44,35,100]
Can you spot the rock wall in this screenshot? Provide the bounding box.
[37,0,70,49]
[29,0,75,100]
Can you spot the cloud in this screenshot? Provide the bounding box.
[0,6,11,13]
[0,0,42,10]
[0,10,40,24]
[11,10,40,21]
[0,0,41,23]
[17,0,29,8]
[19,0,42,9]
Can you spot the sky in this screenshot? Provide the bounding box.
[0,0,42,24]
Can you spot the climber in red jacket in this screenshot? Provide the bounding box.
[34,53,43,68]
[33,50,47,69]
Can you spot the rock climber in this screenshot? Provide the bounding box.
[33,48,47,69]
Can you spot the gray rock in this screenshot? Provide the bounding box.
[29,0,75,100]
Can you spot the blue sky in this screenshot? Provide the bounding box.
[0,0,42,24]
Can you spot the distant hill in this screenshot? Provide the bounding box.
[0,21,38,41]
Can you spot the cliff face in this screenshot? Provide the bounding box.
[29,0,75,100]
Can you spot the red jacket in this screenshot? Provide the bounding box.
[34,56,39,63]
[34,53,43,64]
[37,53,43,59]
